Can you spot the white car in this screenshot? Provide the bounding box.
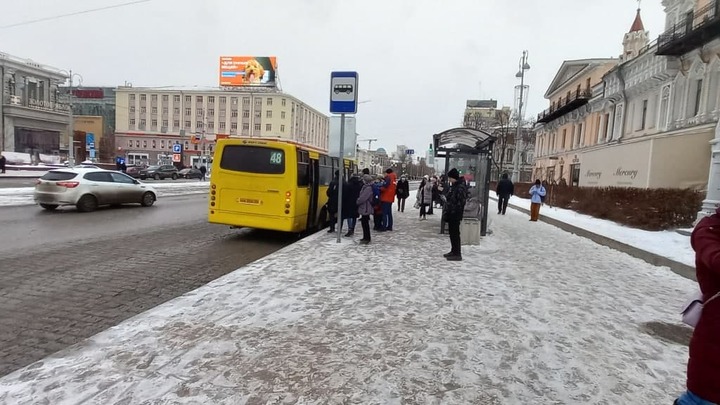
[34,168,157,212]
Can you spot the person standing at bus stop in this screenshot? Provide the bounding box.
[379,168,397,231]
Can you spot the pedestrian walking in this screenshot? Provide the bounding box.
[418,176,433,220]
[0,153,6,174]
[674,207,720,405]
[528,179,546,222]
[496,173,514,215]
[356,174,375,244]
[343,173,363,237]
[443,168,468,261]
[199,165,207,181]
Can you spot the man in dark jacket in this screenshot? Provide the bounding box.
[443,168,467,261]
[343,173,363,237]
[395,176,410,212]
[496,172,514,215]
[0,154,6,174]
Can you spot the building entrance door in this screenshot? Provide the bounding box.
[571,164,580,187]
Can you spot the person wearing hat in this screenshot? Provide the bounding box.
[379,168,397,231]
[443,168,468,261]
[528,179,546,222]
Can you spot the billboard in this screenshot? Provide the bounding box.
[219,56,277,87]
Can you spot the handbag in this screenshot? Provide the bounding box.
[681,290,720,328]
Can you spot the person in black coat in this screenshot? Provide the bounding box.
[343,173,363,237]
[395,176,410,212]
[443,168,468,261]
[496,172,514,215]
[327,171,341,233]
[0,154,6,174]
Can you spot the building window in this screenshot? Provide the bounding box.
[266,124,272,131]
[130,106,136,114]
[143,140,147,148]
[282,98,286,106]
[208,96,215,104]
[196,96,203,103]
[136,140,140,147]
[281,125,285,132]
[140,94,146,101]
[130,118,136,127]
[243,97,250,105]
[152,140,156,149]
[219,122,226,130]
[231,97,238,106]
[162,107,168,114]
[173,120,180,128]
[255,98,262,106]
[151,107,157,114]
[128,140,133,148]
[281,111,286,119]
[208,108,214,116]
[185,120,191,128]
[174,107,180,115]
[640,100,648,130]
[208,122,214,130]
[140,119,146,129]
[174,95,180,103]
[197,121,203,129]
[254,111,261,118]
[162,120,168,127]
[219,96,226,104]
[162,95,168,102]
[254,123,261,131]
[184,141,189,149]
[243,123,250,130]
[140,106,146,114]
[185,95,191,103]
[151,119,158,127]
[243,110,250,118]
[267,98,273,106]
[232,110,239,118]
[694,79,703,116]
[197,109,204,117]
[231,122,238,130]
[185,108,191,116]
[161,140,166,148]
[129,94,136,102]
[266,110,272,118]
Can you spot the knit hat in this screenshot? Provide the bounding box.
[363,174,374,184]
[448,168,460,180]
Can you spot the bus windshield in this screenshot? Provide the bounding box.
[219,145,285,174]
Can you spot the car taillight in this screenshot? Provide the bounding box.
[56,181,80,188]
[285,191,291,203]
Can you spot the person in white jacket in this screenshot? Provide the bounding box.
[528,179,546,222]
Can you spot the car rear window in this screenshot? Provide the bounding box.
[220,145,285,174]
[40,171,78,181]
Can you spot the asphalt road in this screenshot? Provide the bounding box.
[0,194,296,377]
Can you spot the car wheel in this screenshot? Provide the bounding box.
[40,203,58,211]
[141,192,156,207]
[140,176,146,180]
[76,195,98,212]
[154,173,161,180]
[171,173,178,180]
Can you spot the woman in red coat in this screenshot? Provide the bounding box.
[675,208,720,404]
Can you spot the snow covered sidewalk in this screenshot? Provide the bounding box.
[0,206,697,404]
[0,181,210,207]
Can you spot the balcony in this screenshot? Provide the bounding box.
[536,89,593,124]
[656,0,720,56]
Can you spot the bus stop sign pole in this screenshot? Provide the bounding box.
[329,71,359,244]
[336,114,345,243]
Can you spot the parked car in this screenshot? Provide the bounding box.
[125,164,147,178]
[34,168,157,212]
[178,168,203,179]
[139,165,178,180]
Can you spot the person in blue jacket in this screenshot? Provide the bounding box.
[528,179,547,222]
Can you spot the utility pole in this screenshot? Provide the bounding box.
[512,51,530,183]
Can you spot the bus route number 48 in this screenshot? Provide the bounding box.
[270,151,283,165]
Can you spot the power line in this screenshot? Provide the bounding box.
[0,0,152,29]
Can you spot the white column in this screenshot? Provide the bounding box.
[698,119,720,221]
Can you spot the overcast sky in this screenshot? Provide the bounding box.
[0,0,666,155]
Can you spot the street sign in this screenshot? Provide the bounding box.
[89,149,96,158]
[172,153,182,163]
[406,149,415,155]
[330,71,359,114]
[172,143,182,154]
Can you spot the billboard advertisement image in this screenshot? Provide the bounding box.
[219,56,277,87]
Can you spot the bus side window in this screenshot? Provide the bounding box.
[297,150,310,187]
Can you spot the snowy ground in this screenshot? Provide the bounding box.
[501,195,695,267]
[0,198,696,404]
[0,182,210,207]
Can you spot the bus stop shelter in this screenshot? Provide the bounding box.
[433,127,496,237]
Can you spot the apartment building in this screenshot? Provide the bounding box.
[534,2,720,189]
[0,51,70,157]
[114,86,329,166]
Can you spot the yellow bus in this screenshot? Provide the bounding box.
[208,137,356,233]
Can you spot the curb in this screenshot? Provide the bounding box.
[490,197,696,281]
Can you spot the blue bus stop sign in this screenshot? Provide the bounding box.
[330,71,359,114]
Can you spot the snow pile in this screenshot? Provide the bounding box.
[0,206,695,404]
[503,195,694,266]
[1,151,62,165]
[0,182,209,207]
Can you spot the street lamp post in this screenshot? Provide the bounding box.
[512,51,530,183]
[62,69,83,166]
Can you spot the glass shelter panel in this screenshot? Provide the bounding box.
[445,153,488,220]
